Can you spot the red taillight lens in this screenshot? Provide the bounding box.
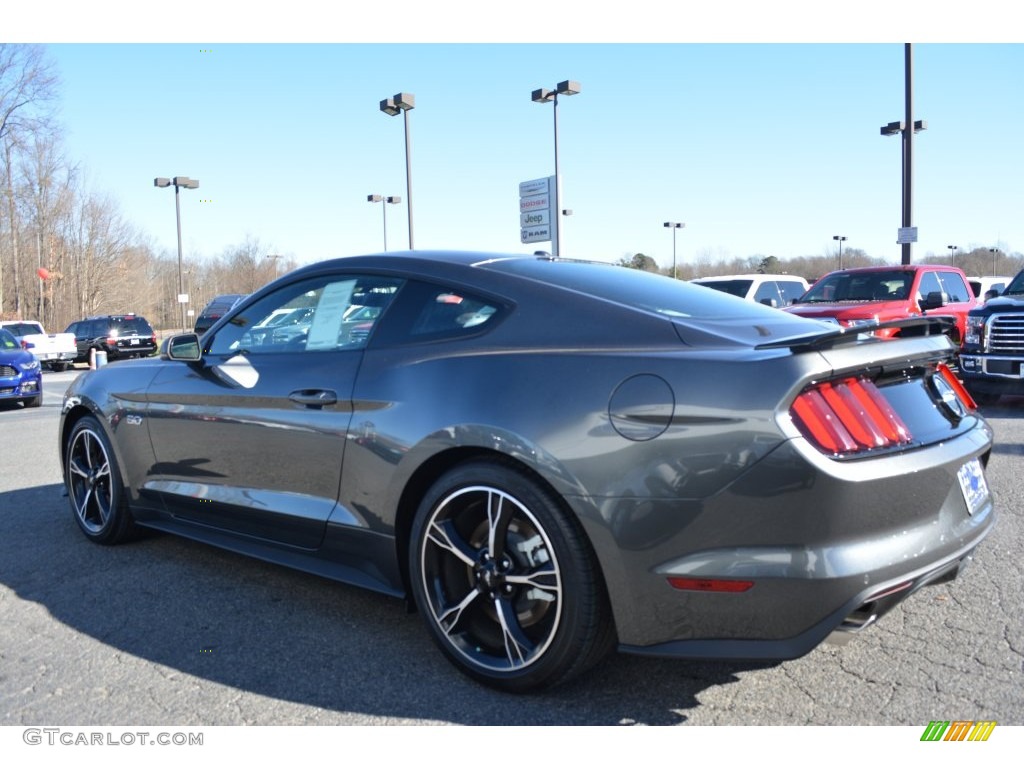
[791,376,912,457]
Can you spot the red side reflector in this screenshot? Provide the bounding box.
[667,577,755,593]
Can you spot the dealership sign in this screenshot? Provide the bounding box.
[519,176,556,245]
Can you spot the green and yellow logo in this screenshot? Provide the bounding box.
[920,721,996,741]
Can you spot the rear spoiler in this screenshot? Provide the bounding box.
[756,315,956,352]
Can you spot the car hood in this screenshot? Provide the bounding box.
[0,348,36,366]
[784,300,907,322]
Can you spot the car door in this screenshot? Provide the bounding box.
[142,272,402,549]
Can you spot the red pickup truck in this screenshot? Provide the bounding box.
[784,264,976,343]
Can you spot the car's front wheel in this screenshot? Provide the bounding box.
[65,415,138,544]
[409,460,615,692]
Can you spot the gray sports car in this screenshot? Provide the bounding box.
[59,251,995,692]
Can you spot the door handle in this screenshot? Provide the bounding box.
[288,389,338,408]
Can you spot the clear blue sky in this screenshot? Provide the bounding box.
[14,5,1024,272]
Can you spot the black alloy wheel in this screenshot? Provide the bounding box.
[409,460,615,692]
[65,416,137,544]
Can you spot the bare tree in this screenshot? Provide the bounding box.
[0,44,59,317]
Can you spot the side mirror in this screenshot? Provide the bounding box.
[166,333,202,362]
[984,289,1000,301]
[760,297,779,308]
[919,291,945,311]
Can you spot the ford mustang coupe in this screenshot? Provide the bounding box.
[60,252,995,692]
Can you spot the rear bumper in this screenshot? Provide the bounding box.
[575,425,995,660]
[619,533,986,660]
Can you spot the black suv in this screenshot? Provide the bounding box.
[64,314,158,363]
[194,294,247,336]
[960,269,1024,404]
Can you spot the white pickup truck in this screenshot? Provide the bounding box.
[0,320,77,371]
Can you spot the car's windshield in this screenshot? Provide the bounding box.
[799,271,912,303]
[486,259,787,320]
[1,322,42,336]
[1003,273,1024,296]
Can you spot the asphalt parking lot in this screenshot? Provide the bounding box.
[0,369,1021,726]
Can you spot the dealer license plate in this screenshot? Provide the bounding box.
[957,458,990,516]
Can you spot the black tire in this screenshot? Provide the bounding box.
[24,391,42,408]
[50,362,69,373]
[64,415,138,545]
[409,460,616,693]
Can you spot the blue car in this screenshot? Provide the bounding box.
[0,328,43,408]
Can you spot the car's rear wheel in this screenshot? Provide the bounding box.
[65,416,137,544]
[50,362,69,372]
[409,460,615,692]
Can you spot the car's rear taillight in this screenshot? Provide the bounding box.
[791,376,912,457]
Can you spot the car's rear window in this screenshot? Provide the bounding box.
[694,279,753,298]
[483,259,782,320]
[1,322,43,336]
[111,318,153,335]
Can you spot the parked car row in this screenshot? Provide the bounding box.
[691,264,1024,405]
[0,320,77,371]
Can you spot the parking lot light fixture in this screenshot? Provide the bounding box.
[989,247,999,275]
[663,222,685,279]
[154,175,200,333]
[879,44,927,266]
[532,80,581,258]
[948,245,957,266]
[379,93,415,249]
[833,235,847,270]
[367,194,402,252]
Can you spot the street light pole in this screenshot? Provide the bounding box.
[532,80,581,258]
[663,222,685,279]
[880,44,926,266]
[367,194,401,251]
[379,93,415,249]
[266,254,283,279]
[947,245,957,266]
[833,235,847,270]
[154,176,199,333]
[989,247,999,275]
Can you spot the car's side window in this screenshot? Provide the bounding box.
[410,288,500,337]
[917,271,944,303]
[206,275,403,356]
[778,281,806,304]
[753,281,780,307]
[937,272,971,303]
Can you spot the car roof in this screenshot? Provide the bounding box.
[692,274,807,283]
